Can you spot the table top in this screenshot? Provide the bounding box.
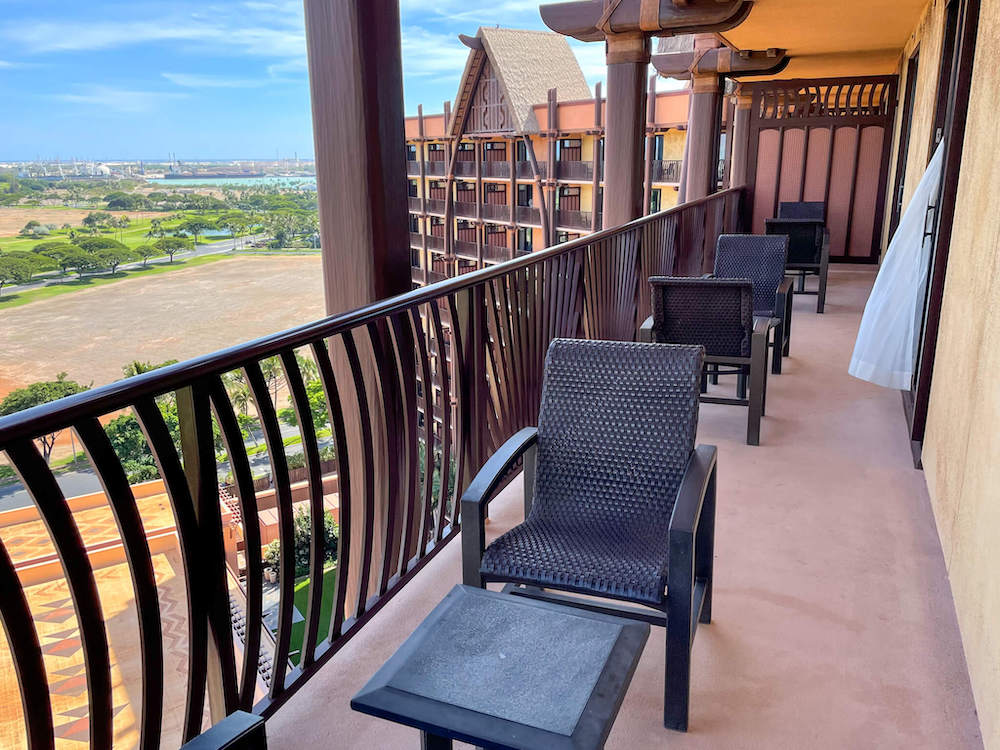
[351,585,649,749]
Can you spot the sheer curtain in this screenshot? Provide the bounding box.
[849,143,944,389]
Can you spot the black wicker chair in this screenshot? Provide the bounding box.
[461,338,717,732]
[640,277,770,446]
[714,234,792,374]
[765,201,830,313]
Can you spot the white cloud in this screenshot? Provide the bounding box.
[401,27,471,79]
[0,59,16,68]
[162,72,266,88]
[53,85,188,114]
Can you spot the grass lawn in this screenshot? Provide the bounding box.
[0,211,245,253]
[0,254,230,309]
[288,563,338,666]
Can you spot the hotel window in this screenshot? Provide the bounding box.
[408,215,420,232]
[558,138,582,161]
[650,188,661,214]
[455,182,475,202]
[483,141,507,162]
[427,143,446,161]
[456,141,476,162]
[406,143,417,161]
[558,186,581,211]
[407,180,418,197]
[484,182,507,205]
[429,181,448,200]
[516,139,528,162]
[517,184,533,207]
[517,227,532,252]
[653,134,665,161]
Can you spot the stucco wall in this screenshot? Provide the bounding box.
[922,0,1000,746]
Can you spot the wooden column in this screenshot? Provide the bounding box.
[475,139,484,267]
[508,136,517,258]
[305,0,410,312]
[603,34,650,226]
[417,104,428,284]
[682,70,722,201]
[303,0,411,618]
[546,88,558,245]
[729,89,753,188]
[643,73,656,215]
[591,80,602,232]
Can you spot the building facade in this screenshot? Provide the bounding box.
[404,27,723,284]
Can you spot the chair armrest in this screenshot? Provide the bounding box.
[639,314,655,343]
[701,273,715,279]
[777,277,793,295]
[668,445,717,538]
[180,711,266,750]
[460,427,538,513]
[461,427,538,587]
[752,316,773,336]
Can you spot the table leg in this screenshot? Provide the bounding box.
[421,731,453,749]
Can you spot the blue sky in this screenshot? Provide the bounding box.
[0,1,671,161]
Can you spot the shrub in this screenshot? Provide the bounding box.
[262,508,338,578]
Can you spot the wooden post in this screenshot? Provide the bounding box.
[475,139,484,267]
[603,34,650,226]
[730,89,753,188]
[591,80,603,231]
[643,73,656,215]
[682,71,722,201]
[303,0,411,616]
[304,0,410,312]
[546,88,558,245]
[417,104,428,285]
[508,136,517,258]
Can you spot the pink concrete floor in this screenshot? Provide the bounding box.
[266,267,984,749]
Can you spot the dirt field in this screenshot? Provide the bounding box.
[0,255,325,401]
[0,206,160,236]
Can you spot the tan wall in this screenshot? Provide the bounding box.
[922,0,1000,747]
[661,128,687,161]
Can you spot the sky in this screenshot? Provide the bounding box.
[0,0,679,162]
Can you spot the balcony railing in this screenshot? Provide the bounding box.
[556,160,595,181]
[651,159,682,183]
[453,239,479,259]
[516,161,545,179]
[482,162,511,178]
[515,205,541,224]
[453,200,478,218]
[409,231,423,248]
[424,198,446,214]
[406,161,420,176]
[481,203,512,221]
[407,196,421,211]
[424,161,446,176]
[0,187,743,747]
[425,234,444,250]
[556,209,593,230]
[453,162,476,177]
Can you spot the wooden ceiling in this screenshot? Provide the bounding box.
[720,0,929,78]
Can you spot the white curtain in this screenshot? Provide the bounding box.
[849,143,944,389]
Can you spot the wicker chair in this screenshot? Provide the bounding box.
[461,339,717,732]
[714,234,792,374]
[765,201,830,313]
[640,277,770,445]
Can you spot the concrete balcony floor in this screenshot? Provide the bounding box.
[267,267,984,749]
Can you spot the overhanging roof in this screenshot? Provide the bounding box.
[720,0,928,78]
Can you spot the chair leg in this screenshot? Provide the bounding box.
[737,368,748,400]
[748,330,767,445]
[664,592,692,731]
[783,292,793,356]
[770,324,783,375]
[696,465,717,625]
[709,363,719,386]
[700,369,708,394]
[797,272,806,293]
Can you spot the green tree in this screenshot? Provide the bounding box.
[122,359,179,378]
[278,379,330,431]
[82,211,114,230]
[133,244,159,266]
[18,220,41,236]
[0,255,33,297]
[0,374,90,463]
[104,413,159,483]
[94,245,136,273]
[263,508,338,577]
[33,241,87,274]
[176,218,214,245]
[154,236,191,262]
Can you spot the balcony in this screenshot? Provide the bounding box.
[482,161,511,178]
[423,197,446,214]
[407,196,421,211]
[516,161,545,179]
[453,161,476,177]
[556,208,593,230]
[264,268,980,747]
[453,200,478,218]
[651,159,682,183]
[424,161,446,177]
[515,205,541,224]
[556,160,595,181]
[480,203,512,221]
[405,160,420,176]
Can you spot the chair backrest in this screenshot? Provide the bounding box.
[649,276,753,358]
[764,218,824,266]
[533,338,704,529]
[715,234,789,316]
[778,201,826,221]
